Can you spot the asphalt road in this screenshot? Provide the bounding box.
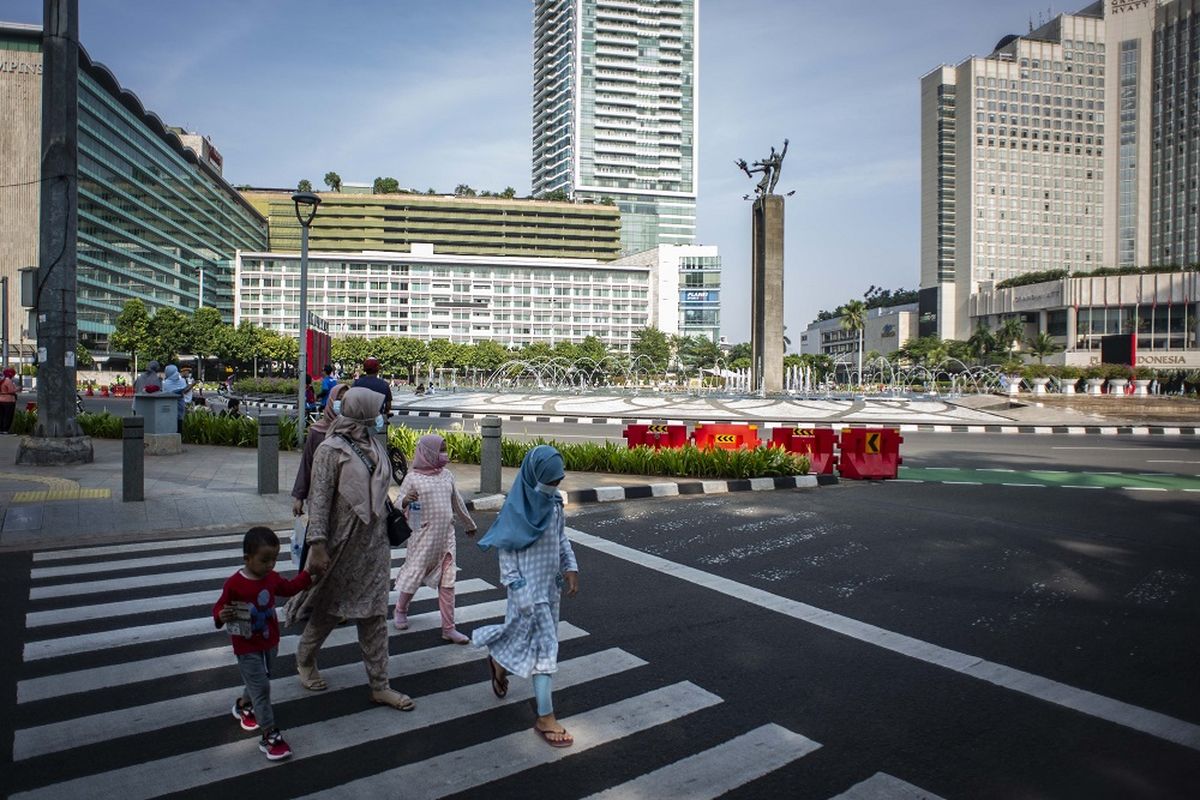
[1,469,1197,798]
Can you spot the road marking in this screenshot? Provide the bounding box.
[1147,460,1200,464]
[924,467,956,470]
[568,527,1200,753]
[581,724,820,800]
[10,649,647,800]
[294,682,721,800]
[25,575,485,628]
[889,479,925,483]
[977,468,1016,472]
[829,772,947,800]
[1063,485,1104,490]
[942,481,982,486]
[1125,487,1168,493]
[32,532,253,561]
[1002,483,1046,488]
[14,621,589,760]
[22,580,494,660]
[17,599,510,703]
[1052,447,1175,451]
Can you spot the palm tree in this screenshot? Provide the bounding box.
[997,316,1025,359]
[966,322,996,364]
[840,300,867,386]
[1025,331,1062,364]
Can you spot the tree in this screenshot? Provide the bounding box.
[190,306,224,381]
[75,343,94,370]
[331,336,373,372]
[840,300,867,385]
[215,320,262,372]
[147,308,194,366]
[966,322,996,363]
[499,186,517,199]
[466,339,509,375]
[323,171,342,192]
[997,316,1025,358]
[259,329,297,374]
[538,189,569,202]
[424,338,460,369]
[899,336,948,367]
[297,179,313,192]
[631,327,671,373]
[425,187,438,195]
[111,298,151,372]
[726,341,752,362]
[1026,331,1062,364]
[385,337,428,382]
[453,184,476,197]
[372,176,400,194]
[599,195,615,205]
[576,335,609,364]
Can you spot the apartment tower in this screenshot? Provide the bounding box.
[531,0,698,255]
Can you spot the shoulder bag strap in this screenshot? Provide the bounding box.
[335,433,376,475]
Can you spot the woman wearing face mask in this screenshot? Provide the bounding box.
[392,434,478,642]
[281,387,415,710]
[291,382,349,517]
[473,444,580,748]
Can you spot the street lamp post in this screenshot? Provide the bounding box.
[292,191,321,446]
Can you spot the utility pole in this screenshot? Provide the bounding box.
[18,0,92,465]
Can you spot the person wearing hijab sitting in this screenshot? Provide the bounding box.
[392,434,477,642]
[292,382,350,518]
[473,445,580,747]
[160,364,190,433]
[133,361,162,394]
[281,387,415,711]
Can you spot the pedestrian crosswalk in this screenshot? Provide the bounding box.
[7,531,950,799]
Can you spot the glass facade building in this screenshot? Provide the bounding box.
[0,22,267,349]
[531,0,698,255]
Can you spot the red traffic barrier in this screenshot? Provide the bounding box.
[837,427,903,480]
[768,426,836,474]
[100,385,109,397]
[692,423,758,451]
[623,423,689,450]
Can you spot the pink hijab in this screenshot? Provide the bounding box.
[412,433,448,475]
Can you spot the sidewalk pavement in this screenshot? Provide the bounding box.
[0,435,686,551]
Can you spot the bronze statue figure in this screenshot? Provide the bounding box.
[736,138,789,197]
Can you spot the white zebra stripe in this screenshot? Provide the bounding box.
[17,598,509,703]
[581,723,821,800]
[828,772,948,799]
[293,681,721,800]
[14,621,589,760]
[32,532,256,562]
[22,579,494,661]
[30,553,408,601]
[10,648,647,800]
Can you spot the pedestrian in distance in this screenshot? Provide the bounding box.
[212,527,312,761]
[393,434,478,642]
[221,397,244,419]
[353,357,392,414]
[473,444,580,748]
[318,364,337,409]
[292,382,349,517]
[281,387,416,710]
[133,360,161,393]
[161,364,189,434]
[0,367,20,434]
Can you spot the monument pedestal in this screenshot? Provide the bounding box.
[751,194,785,394]
[16,436,94,466]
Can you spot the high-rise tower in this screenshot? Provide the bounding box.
[531,0,698,255]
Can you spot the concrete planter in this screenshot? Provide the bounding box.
[1030,377,1051,396]
[1086,378,1106,396]
[1061,381,1077,395]
[1107,378,1129,395]
[1006,375,1022,396]
[1132,379,1151,397]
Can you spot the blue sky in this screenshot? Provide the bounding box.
[3,0,1039,343]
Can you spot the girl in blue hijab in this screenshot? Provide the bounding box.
[473,445,580,748]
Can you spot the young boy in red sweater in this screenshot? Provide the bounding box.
[213,526,312,760]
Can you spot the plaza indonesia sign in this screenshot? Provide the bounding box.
[0,60,43,76]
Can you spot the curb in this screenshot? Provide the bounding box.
[465,473,834,511]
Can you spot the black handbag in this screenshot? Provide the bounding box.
[336,435,412,546]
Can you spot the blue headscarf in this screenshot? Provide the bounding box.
[476,445,565,552]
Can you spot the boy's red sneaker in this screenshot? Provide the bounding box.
[259,729,292,761]
[232,699,258,732]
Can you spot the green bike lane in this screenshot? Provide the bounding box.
[894,465,1200,492]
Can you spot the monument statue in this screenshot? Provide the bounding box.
[736,138,788,197]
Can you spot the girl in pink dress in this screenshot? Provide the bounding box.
[393,434,477,643]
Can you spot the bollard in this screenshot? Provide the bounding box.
[480,416,502,495]
[122,416,144,502]
[258,414,279,495]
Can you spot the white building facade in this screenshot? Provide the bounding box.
[799,305,919,360]
[234,244,708,350]
[531,0,698,255]
[611,244,720,341]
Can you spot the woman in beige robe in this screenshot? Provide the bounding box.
[282,386,414,710]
